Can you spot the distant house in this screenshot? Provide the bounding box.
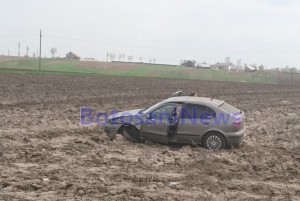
[244,65,257,72]
[212,62,232,70]
[83,58,95,61]
[181,60,196,67]
[66,52,80,60]
[196,63,212,69]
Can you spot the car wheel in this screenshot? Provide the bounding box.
[122,126,143,143]
[203,132,226,150]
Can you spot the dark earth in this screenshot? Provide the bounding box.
[0,74,299,200]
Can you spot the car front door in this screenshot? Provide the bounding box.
[141,103,178,144]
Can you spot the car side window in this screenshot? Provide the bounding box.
[180,104,216,119]
[200,106,216,119]
[151,104,177,120]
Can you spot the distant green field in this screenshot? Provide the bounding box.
[0,56,276,84]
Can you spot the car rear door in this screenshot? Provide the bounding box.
[176,104,216,143]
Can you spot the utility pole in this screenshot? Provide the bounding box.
[18,42,20,57]
[39,29,42,71]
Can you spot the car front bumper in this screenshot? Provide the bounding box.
[104,123,120,140]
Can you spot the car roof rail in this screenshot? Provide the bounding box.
[170,91,182,97]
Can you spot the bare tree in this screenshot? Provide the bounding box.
[225,57,231,64]
[284,66,289,72]
[118,53,122,61]
[149,59,152,63]
[237,59,242,70]
[109,53,115,61]
[51,48,57,58]
[26,46,29,57]
[139,57,143,63]
[274,67,280,72]
[258,65,265,71]
[153,58,156,64]
[128,55,133,62]
[122,53,125,61]
[289,67,297,73]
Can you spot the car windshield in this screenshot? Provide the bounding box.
[139,101,163,114]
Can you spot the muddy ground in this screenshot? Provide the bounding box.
[0,74,299,201]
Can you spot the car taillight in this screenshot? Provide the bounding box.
[234,120,241,127]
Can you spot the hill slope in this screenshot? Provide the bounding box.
[0,56,275,84]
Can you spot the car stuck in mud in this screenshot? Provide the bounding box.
[105,92,246,150]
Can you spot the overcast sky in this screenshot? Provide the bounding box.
[1,0,300,67]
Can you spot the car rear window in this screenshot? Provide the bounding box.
[220,103,240,113]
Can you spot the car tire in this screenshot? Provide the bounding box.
[122,125,144,143]
[203,132,226,150]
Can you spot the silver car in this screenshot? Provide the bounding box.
[104,92,245,150]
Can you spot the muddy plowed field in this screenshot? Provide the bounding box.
[0,74,299,201]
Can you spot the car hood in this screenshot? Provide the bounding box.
[107,109,142,120]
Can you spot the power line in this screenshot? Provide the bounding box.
[1,32,300,53]
[45,34,300,53]
[0,34,38,37]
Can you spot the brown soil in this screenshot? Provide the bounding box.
[0,74,299,201]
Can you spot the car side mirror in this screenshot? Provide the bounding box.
[145,113,152,119]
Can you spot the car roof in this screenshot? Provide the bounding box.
[165,96,224,107]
